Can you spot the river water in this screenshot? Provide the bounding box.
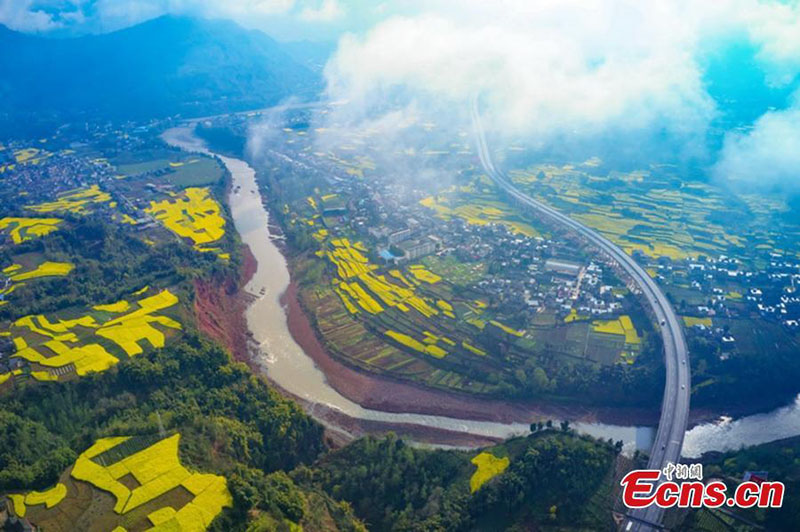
[162,126,800,458]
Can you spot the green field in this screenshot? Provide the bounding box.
[115,154,224,188]
[421,254,487,286]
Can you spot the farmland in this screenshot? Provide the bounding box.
[0,217,63,244]
[470,451,510,493]
[420,179,542,238]
[145,187,229,259]
[5,261,74,281]
[256,114,660,405]
[7,433,232,532]
[26,185,113,215]
[114,153,224,188]
[289,187,650,400]
[507,161,800,264]
[1,287,182,384]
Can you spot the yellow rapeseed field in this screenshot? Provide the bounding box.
[592,315,641,345]
[462,341,487,356]
[7,483,68,517]
[70,434,232,530]
[95,290,182,356]
[683,316,712,327]
[0,217,62,244]
[145,188,227,257]
[325,240,438,318]
[489,320,524,337]
[26,185,112,215]
[8,289,182,383]
[408,265,441,284]
[93,300,131,313]
[385,330,448,358]
[9,261,74,281]
[470,452,510,493]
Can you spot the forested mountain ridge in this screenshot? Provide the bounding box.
[0,16,319,129]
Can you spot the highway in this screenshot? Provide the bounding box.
[471,101,690,531]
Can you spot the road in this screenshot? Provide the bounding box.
[471,101,690,531]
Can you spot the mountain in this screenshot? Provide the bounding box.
[282,40,337,73]
[0,16,319,125]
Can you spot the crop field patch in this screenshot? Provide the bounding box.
[6,261,74,281]
[7,434,231,532]
[145,187,228,259]
[26,185,112,215]
[470,452,510,493]
[509,162,800,263]
[0,217,63,244]
[419,183,543,238]
[2,288,182,384]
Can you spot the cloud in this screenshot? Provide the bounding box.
[731,0,800,87]
[0,0,61,31]
[316,0,800,176]
[713,91,800,189]
[1,0,304,34]
[299,0,343,22]
[323,0,717,145]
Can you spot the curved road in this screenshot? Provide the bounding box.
[471,102,690,531]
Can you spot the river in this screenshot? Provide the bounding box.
[162,125,800,458]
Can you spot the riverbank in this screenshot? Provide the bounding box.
[194,244,257,362]
[282,279,666,427]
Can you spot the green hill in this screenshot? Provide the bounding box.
[0,16,319,128]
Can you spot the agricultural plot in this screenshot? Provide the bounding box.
[420,255,487,287]
[6,434,231,532]
[115,156,224,187]
[1,258,74,307]
[2,147,54,170]
[524,316,640,366]
[2,288,182,384]
[509,161,799,263]
[324,238,442,321]
[470,452,510,493]
[0,217,63,244]
[420,183,542,238]
[590,315,641,364]
[5,261,74,281]
[145,187,228,259]
[26,185,113,215]
[683,316,712,328]
[293,226,519,395]
[7,483,67,517]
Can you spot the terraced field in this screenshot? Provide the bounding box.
[7,433,231,532]
[0,287,182,384]
[292,183,648,396]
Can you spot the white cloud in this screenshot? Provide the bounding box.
[319,0,800,166]
[299,0,343,22]
[713,91,800,188]
[0,0,300,34]
[741,1,800,86]
[0,0,61,32]
[324,0,717,142]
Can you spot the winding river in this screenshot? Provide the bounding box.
[162,125,800,457]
